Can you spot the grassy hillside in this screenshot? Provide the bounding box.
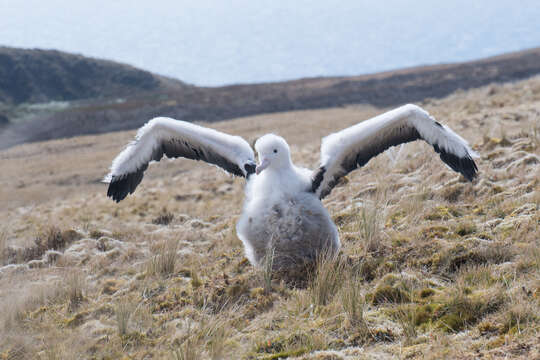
[0,76,539,359]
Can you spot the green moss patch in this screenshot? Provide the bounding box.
[420,225,449,239]
[255,332,322,358]
[454,222,477,237]
[431,244,514,274]
[425,206,463,221]
[371,285,410,305]
[435,292,505,333]
[418,288,436,299]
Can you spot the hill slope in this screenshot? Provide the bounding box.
[0,47,187,105]
[1,47,540,149]
[0,76,538,359]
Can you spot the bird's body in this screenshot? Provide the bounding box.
[104,104,478,271]
[237,145,339,269]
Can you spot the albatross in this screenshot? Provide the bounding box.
[104,104,478,270]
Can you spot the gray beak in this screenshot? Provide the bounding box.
[256,158,270,175]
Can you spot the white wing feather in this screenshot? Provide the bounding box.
[104,117,255,201]
[313,104,478,198]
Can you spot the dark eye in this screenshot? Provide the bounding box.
[273,149,278,153]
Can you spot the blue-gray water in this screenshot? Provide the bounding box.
[1,0,539,86]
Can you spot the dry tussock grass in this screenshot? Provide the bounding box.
[309,252,346,307]
[146,238,180,277]
[1,76,539,358]
[0,229,7,266]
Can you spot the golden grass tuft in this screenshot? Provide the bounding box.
[393,303,418,345]
[499,297,538,335]
[357,203,383,254]
[171,314,232,360]
[260,247,275,294]
[65,271,85,311]
[115,301,135,336]
[172,334,201,360]
[146,238,179,277]
[339,274,371,341]
[309,253,346,307]
[0,229,7,266]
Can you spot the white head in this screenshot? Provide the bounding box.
[254,134,292,174]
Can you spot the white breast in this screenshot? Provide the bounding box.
[245,165,312,204]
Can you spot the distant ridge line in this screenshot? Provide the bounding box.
[1,47,540,149]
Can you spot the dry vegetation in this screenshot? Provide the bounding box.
[1,76,539,359]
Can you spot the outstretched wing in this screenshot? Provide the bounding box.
[104,117,256,202]
[312,104,478,199]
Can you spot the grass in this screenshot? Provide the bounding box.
[436,284,506,333]
[2,225,82,265]
[0,229,6,266]
[260,247,275,294]
[66,271,85,311]
[0,76,539,358]
[309,252,346,307]
[358,202,383,254]
[115,301,134,336]
[458,264,496,288]
[172,334,201,360]
[198,315,230,360]
[500,298,537,335]
[146,238,179,277]
[152,208,175,225]
[340,275,371,338]
[394,303,418,345]
[170,314,231,360]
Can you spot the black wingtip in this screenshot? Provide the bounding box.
[456,156,478,181]
[106,170,145,202]
[107,178,128,202]
[434,144,478,182]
